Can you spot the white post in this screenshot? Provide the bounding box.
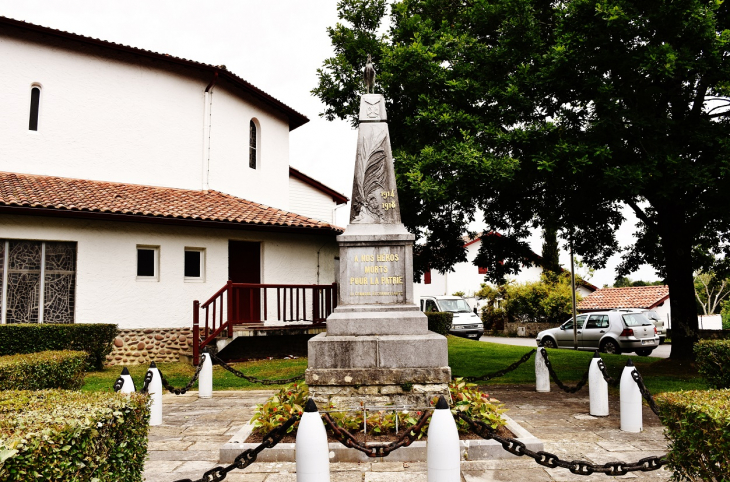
[148,361,163,426]
[427,396,460,482]
[620,360,642,432]
[589,352,609,417]
[119,367,136,394]
[535,348,550,392]
[296,399,330,482]
[198,353,213,399]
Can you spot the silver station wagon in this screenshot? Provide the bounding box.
[536,310,659,356]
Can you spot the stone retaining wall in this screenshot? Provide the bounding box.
[503,322,558,338]
[106,327,193,366]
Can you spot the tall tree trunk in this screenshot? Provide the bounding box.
[659,209,699,359]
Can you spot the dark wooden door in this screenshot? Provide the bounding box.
[228,241,261,323]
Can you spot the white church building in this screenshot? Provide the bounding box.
[0,16,347,363]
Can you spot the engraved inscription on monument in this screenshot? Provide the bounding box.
[343,246,406,304]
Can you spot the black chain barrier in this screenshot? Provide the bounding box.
[140,370,154,394]
[113,376,124,392]
[159,354,207,395]
[596,358,621,387]
[457,412,667,476]
[462,349,536,382]
[173,412,299,482]
[209,352,305,385]
[321,408,433,457]
[630,369,661,416]
[540,348,590,393]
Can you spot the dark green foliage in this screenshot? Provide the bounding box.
[0,323,118,370]
[0,350,87,390]
[613,277,664,288]
[0,390,149,482]
[426,311,453,336]
[694,340,730,388]
[655,390,730,481]
[541,226,561,276]
[314,0,730,359]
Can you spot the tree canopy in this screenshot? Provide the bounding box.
[314,0,730,358]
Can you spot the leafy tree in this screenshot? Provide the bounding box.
[541,226,561,276]
[314,0,730,358]
[694,272,730,315]
[613,277,665,288]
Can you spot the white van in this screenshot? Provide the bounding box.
[420,296,484,339]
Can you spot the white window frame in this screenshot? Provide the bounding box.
[136,245,160,281]
[184,247,205,282]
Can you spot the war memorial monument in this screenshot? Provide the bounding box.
[306,64,451,407]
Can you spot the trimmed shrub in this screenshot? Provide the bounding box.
[0,323,118,370]
[655,389,730,481]
[694,339,730,388]
[0,350,87,390]
[0,390,150,482]
[426,311,453,336]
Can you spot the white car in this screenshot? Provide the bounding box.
[420,296,484,339]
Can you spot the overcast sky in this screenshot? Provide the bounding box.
[0,0,661,287]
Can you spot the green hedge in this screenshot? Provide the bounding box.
[0,390,149,482]
[655,389,730,481]
[694,339,730,388]
[426,312,453,336]
[0,350,87,390]
[0,324,118,370]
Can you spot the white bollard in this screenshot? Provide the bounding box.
[296,399,330,482]
[535,347,550,392]
[620,360,642,432]
[589,351,609,417]
[198,353,213,399]
[427,396,460,482]
[147,361,163,426]
[119,367,136,394]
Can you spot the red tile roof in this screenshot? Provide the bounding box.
[578,285,669,310]
[0,16,308,130]
[0,172,342,234]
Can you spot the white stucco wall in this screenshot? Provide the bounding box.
[288,176,337,223]
[0,214,338,329]
[0,34,293,210]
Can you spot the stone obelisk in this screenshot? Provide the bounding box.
[306,81,450,407]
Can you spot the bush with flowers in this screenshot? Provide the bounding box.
[250,378,506,436]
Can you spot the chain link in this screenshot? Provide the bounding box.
[209,352,305,385]
[172,412,300,482]
[113,376,124,392]
[540,348,589,393]
[462,349,536,382]
[158,353,207,395]
[457,412,667,475]
[595,358,621,387]
[322,408,432,457]
[140,370,154,394]
[630,369,661,416]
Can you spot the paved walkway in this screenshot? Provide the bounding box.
[144,387,671,482]
[479,336,671,359]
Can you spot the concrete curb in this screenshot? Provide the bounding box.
[219,414,543,463]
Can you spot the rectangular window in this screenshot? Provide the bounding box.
[184,248,204,280]
[137,246,158,280]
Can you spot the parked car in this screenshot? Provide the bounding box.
[420,296,484,339]
[535,310,659,356]
[631,309,667,344]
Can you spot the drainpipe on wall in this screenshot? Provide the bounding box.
[202,70,219,191]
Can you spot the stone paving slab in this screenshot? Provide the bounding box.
[143,387,673,482]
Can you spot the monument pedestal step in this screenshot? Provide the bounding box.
[326,304,427,336]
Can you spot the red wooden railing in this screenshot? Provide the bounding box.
[192,281,337,364]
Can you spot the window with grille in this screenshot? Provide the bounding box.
[249,120,258,169]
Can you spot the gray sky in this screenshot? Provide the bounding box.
[0,0,660,287]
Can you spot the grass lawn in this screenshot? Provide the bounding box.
[82,357,307,392]
[82,336,706,394]
[448,335,707,394]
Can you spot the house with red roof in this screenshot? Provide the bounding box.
[577,285,672,327]
[0,17,347,362]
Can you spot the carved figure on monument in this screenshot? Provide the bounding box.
[363,53,376,94]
